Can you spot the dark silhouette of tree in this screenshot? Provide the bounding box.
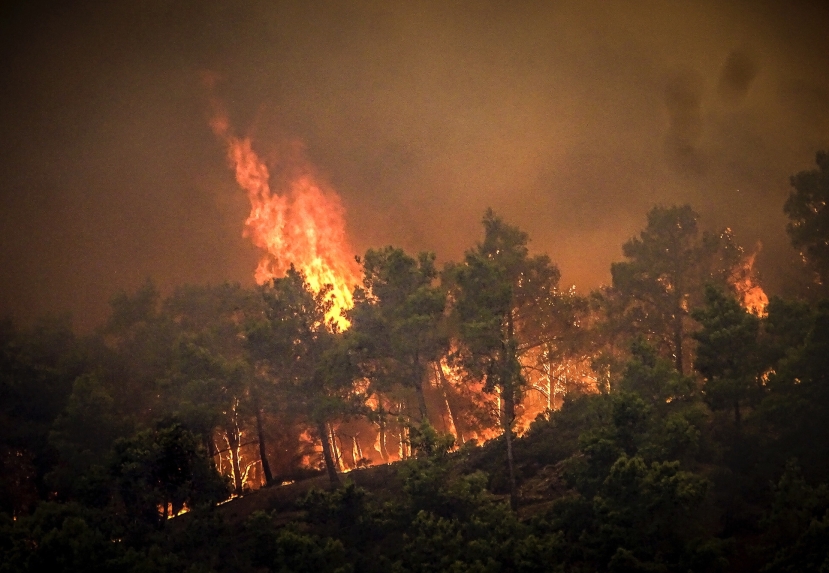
[447,209,560,509]
[784,151,829,288]
[610,205,742,374]
[161,283,268,494]
[110,423,229,525]
[48,373,128,500]
[100,279,177,426]
[0,316,85,515]
[349,247,448,423]
[247,267,360,486]
[692,285,762,429]
[759,301,829,480]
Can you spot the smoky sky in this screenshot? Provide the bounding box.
[1,0,828,330]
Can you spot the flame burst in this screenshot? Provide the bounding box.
[209,106,360,328]
[731,249,769,316]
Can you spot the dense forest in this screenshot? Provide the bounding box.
[2,152,829,572]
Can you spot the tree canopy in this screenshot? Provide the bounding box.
[784,150,829,288]
[4,187,829,572]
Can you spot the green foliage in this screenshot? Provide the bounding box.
[247,266,356,420]
[760,460,829,572]
[0,503,120,573]
[350,247,448,418]
[48,373,130,501]
[408,420,455,459]
[9,195,829,573]
[102,280,178,422]
[448,209,560,398]
[554,445,724,571]
[246,512,352,573]
[692,285,762,426]
[757,301,829,479]
[784,150,829,287]
[299,482,371,530]
[596,456,709,552]
[762,296,813,364]
[247,266,361,484]
[448,209,561,508]
[107,279,161,333]
[0,499,239,573]
[398,503,522,573]
[110,423,229,525]
[0,316,85,515]
[619,339,696,406]
[610,205,742,373]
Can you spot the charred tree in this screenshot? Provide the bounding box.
[253,393,274,486]
[318,421,341,486]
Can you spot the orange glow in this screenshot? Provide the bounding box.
[438,358,500,443]
[731,249,769,316]
[164,503,190,519]
[209,103,360,329]
[514,352,599,435]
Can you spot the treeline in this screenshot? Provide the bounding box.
[1,153,829,571]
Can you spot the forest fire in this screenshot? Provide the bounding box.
[208,104,360,329]
[7,4,829,568]
[732,249,769,316]
[199,93,777,500]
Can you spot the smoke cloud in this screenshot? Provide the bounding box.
[718,50,758,105]
[1,0,828,329]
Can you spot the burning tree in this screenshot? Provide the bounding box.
[158,283,271,496]
[208,96,360,330]
[446,209,561,509]
[247,267,362,486]
[349,247,448,428]
[609,205,764,375]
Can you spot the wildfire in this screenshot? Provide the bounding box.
[208,97,360,329]
[731,249,769,316]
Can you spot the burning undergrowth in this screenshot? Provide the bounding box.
[194,87,768,495]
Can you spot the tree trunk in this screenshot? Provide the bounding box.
[330,424,343,470]
[353,435,363,463]
[377,397,390,462]
[503,387,518,511]
[435,362,462,443]
[413,359,429,421]
[226,428,244,495]
[318,421,341,486]
[254,403,274,486]
[673,313,685,374]
[504,311,518,510]
[400,423,409,459]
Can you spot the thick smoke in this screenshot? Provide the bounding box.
[0,0,828,329]
[664,70,706,173]
[718,50,758,105]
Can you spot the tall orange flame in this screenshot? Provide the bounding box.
[209,103,359,329]
[731,249,769,316]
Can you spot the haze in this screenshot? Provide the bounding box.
[2,0,828,330]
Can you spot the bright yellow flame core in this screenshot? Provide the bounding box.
[731,251,769,316]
